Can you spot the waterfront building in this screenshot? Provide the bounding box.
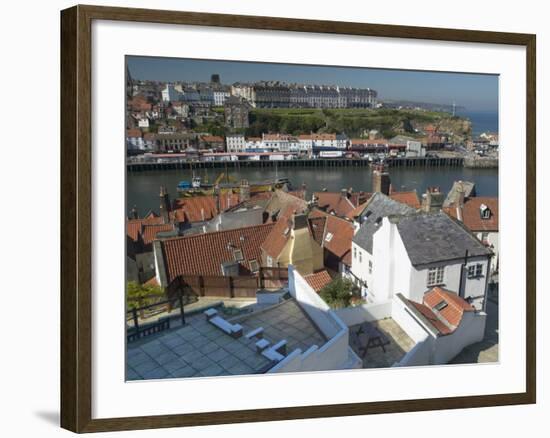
[261,133,300,152]
[150,132,197,152]
[200,135,225,151]
[351,209,492,310]
[126,128,146,151]
[226,134,246,152]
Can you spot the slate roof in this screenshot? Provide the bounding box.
[352,192,416,254]
[346,191,420,220]
[160,223,275,282]
[391,211,492,266]
[443,180,476,207]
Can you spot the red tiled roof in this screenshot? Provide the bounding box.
[304,270,332,292]
[161,223,275,282]
[127,128,142,138]
[424,287,474,328]
[314,191,365,217]
[201,135,224,142]
[444,197,498,232]
[127,213,164,242]
[141,224,174,245]
[409,301,452,335]
[171,194,241,223]
[261,207,295,259]
[309,209,354,265]
[409,287,474,336]
[298,133,337,141]
[389,190,421,209]
[308,216,327,246]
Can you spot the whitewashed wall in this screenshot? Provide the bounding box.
[334,301,393,327]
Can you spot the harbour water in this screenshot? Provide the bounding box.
[127,166,498,216]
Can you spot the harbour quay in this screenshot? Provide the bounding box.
[127,156,467,172]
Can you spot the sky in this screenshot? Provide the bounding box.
[127,56,498,112]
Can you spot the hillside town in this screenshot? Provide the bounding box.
[126,165,499,379]
[126,72,499,166]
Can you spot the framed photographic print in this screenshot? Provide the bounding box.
[60,4,536,433]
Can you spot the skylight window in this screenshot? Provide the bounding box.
[434,300,448,311]
[325,232,334,242]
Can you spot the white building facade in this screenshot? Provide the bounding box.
[351,209,492,310]
[225,134,246,152]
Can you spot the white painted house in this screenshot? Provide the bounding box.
[225,134,246,152]
[351,195,493,310]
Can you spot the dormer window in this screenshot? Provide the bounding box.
[479,204,491,219]
[233,249,244,262]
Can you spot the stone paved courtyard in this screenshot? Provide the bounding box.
[349,318,415,368]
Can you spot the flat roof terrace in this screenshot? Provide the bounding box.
[127,298,327,380]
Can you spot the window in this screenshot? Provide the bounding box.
[427,266,444,287]
[325,232,334,242]
[266,256,273,267]
[479,204,491,219]
[359,252,362,263]
[233,249,244,262]
[353,247,357,259]
[368,260,373,274]
[249,259,259,273]
[467,263,483,278]
[434,300,448,311]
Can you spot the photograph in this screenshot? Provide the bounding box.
[125,57,500,380]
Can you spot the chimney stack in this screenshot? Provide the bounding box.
[239,179,250,203]
[421,187,444,213]
[159,185,171,224]
[372,164,391,195]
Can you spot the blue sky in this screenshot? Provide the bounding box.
[127,56,498,112]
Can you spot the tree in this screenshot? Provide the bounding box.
[126,281,165,312]
[319,277,355,309]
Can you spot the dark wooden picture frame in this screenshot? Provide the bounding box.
[60,4,536,433]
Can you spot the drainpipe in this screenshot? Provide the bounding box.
[458,250,469,299]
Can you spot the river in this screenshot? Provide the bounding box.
[127,166,498,216]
